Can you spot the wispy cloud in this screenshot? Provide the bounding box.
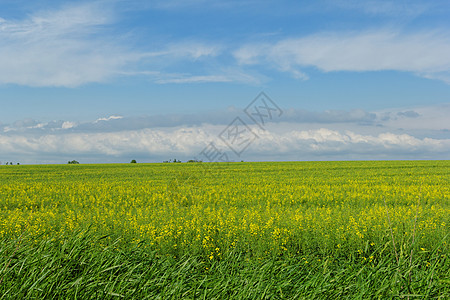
[153,68,262,84]
[139,41,222,61]
[0,2,140,87]
[234,30,450,83]
[328,0,431,17]
[143,0,267,11]
[0,2,241,87]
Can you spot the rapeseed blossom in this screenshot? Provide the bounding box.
[0,161,448,259]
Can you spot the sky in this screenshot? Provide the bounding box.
[0,0,449,164]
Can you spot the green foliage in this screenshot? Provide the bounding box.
[67,160,79,164]
[163,159,183,163]
[187,159,202,163]
[130,159,137,163]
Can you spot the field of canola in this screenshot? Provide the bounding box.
[0,161,448,298]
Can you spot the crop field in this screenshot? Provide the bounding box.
[0,161,449,298]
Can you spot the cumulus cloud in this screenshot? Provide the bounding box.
[0,127,213,158]
[62,121,77,129]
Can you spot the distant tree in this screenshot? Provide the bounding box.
[130,159,137,163]
[17,163,20,165]
[187,159,202,163]
[68,160,79,164]
[163,159,182,163]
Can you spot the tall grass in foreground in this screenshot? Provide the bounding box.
[0,230,448,299]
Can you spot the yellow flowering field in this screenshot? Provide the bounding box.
[1,161,448,256]
[0,161,448,298]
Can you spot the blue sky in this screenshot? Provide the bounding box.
[0,0,449,163]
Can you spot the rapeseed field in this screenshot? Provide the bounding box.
[0,161,448,298]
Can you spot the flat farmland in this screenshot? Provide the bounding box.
[0,161,448,298]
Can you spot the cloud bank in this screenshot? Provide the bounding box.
[0,125,448,164]
[1,105,448,163]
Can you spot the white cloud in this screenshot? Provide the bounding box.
[328,0,430,17]
[3,104,448,137]
[167,42,222,60]
[0,127,213,158]
[94,115,124,123]
[154,69,262,84]
[0,103,446,163]
[376,104,450,132]
[139,41,222,61]
[62,121,77,129]
[0,2,236,87]
[2,2,450,87]
[0,121,448,163]
[0,105,450,163]
[234,30,450,83]
[0,3,142,87]
[155,75,233,84]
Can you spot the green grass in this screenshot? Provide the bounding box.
[1,230,448,299]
